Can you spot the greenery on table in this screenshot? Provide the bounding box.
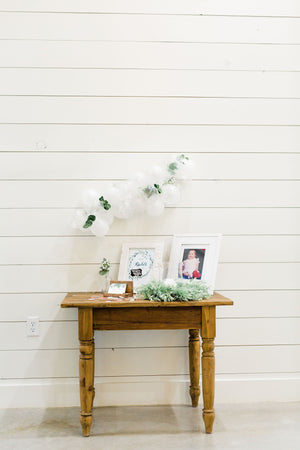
[99,257,111,275]
[137,279,211,302]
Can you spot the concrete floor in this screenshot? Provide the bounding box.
[0,403,299,450]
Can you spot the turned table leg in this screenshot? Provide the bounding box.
[189,329,201,407]
[200,306,216,433]
[78,308,94,437]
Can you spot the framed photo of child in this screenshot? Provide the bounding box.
[167,234,222,294]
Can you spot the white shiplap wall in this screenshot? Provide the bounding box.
[0,0,299,408]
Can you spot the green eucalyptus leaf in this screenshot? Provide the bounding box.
[99,196,111,210]
[168,162,178,174]
[83,214,96,229]
[99,269,109,276]
[83,220,92,229]
[154,183,162,194]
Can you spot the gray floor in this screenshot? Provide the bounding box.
[0,403,299,450]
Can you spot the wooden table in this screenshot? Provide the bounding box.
[61,292,233,436]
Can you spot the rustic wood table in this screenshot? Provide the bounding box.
[61,292,233,436]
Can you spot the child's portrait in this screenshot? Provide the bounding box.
[179,248,206,279]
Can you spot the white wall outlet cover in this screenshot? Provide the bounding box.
[27,316,40,336]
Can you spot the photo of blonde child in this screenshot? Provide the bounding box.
[180,248,205,279]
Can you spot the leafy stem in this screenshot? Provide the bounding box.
[99,196,111,210]
[143,184,162,198]
[83,214,96,229]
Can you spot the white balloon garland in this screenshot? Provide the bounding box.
[72,154,193,237]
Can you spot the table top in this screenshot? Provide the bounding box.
[61,292,233,308]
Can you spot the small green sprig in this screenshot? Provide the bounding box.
[178,154,189,163]
[137,279,211,302]
[99,196,111,210]
[83,214,96,229]
[168,154,189,175]
[143,184,162,198]
[99,257,111,276]
[154,183,162,194]
[168,162,178,175]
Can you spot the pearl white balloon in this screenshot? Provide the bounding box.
[91,218,109,237]
[104,185,120,206]
[146,197,165,217]
[161,184,180,205]
[81,189,99,210]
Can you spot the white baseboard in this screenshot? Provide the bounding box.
[1,374,299,409]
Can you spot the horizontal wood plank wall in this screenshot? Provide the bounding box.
[0,0,299,408]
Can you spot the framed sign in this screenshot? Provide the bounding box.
[167,234,222,293]
[118,242,164,290]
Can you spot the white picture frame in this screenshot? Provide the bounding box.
[167,234,222,294]
[118,242,164,290]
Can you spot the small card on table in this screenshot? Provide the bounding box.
[108,282,127,295]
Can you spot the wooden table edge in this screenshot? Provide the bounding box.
[61,291,233,308]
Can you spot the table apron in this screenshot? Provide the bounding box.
[93,306,202,330]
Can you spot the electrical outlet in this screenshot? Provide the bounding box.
[27,316,39,336]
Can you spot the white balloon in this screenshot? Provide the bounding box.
[72,210,88,230]
[91,218,109,237]
[134,171,153,187]
[134,193,146,214]
[104,185,120,206]
[146,197,165,217]
[161,184,180,205]
[113,199,134,219]
[81,189,99,210]
[132,171,146,186]
[96,209,114,226]
[122,180,138,194]
[149,165,168,184]
[103,210,114,225]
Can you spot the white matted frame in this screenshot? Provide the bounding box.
[167,234,222,293]
[118,242,164,290]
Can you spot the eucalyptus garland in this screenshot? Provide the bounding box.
[72,154,193,237]
[137,279,211,303]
